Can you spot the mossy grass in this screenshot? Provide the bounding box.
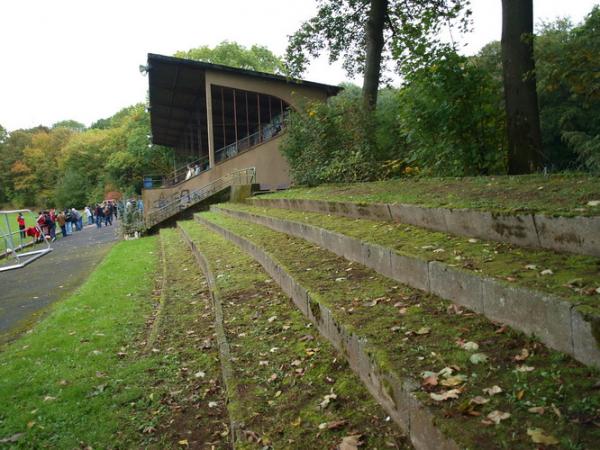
[179,220,410,449]
[220,203,600,312]
[0,237,159,447]
[0,231,230,449]
[146,228,230,447]
[199,211,600,449]
[260,173,600,217]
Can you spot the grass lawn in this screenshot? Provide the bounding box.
[263,173,600,216]
[0,237,160,447]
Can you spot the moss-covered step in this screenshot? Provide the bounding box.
[248,196,600,258]
[153,229,231,447]
[195,210,600,450]
[213,203,600,368]
[177,220,409,450]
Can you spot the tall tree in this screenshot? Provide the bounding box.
[501,0,543,173]
[174,41,285,74]
[286,0,471,109]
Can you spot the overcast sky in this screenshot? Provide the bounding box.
[0,0,597,131]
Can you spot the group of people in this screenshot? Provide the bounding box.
[90,202,118,228]
[185,163,205,180]
[16,201,120,244]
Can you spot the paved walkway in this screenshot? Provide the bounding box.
[0,223,119,342]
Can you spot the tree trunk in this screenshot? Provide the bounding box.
[501,0,543,174]
[362,0,388,110]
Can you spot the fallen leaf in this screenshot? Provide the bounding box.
[469,353,488,364]
[194,371,205,378]
[178,439,189,447]
[416,327,430,335]
[487,410,511,425]
[516,365,535,372]
[527,428,559,445]
[470,396,489,405]
[528,406,545,414]
[326,419,348,430]
[208,401,218,408]
[339,434,362,450]
[482,385,502,396]
[525,264,537,270]
[587,200,600,207]
[0,433,24,444]
[430,389,461,402]
[43,395,56,402]
[551,403,562,418]
[495,325,508,334]
[267,316,277,323]
[468,238,478,243]
[422,375,439,387]
[462,341,479,352]
[441,375,467,387]
[514,348,530,361]
[320,391,337,409]
[540,269,554,276]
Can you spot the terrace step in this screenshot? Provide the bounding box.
[177,221,409,449]
[194,209,600,450]
[213,203,600,368]
[154,229,231,447]
[248,196,600,258]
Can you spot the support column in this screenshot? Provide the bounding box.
[205,78,215,168]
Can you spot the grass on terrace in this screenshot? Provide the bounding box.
[197,211,600,449]
[261,173,600,216]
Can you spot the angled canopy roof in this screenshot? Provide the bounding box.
[147,53,342,148]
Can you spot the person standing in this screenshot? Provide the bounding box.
[17,213,26,239]
[95,204,103,228]
[85,206,93,225]
[56,210,67,237]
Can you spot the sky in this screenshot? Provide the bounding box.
[0,0,598,132]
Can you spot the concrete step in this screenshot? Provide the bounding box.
[248,197,600,258]
[213,203,600,368]
[154,229,231,447]
[177,221,410,449]
[195,210,600,450]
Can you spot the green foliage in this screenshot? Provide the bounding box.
[286,0,471,78]
[51,119,86,132]
[280,86,407,185]
[175,40,285,74]
[536,7,600,172]
[397,51,507,176]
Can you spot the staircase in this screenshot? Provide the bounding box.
[144,167,255,229]
[162,194,600,449]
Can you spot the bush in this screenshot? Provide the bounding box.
[397,51,507,176]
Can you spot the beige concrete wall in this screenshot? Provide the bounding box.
[204,70,329,109]
[143,70,333,220]
[142,135,290,217]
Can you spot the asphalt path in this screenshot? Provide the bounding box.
[0,222,118,342]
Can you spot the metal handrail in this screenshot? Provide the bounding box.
[145,167,256,229]
[145,155,211,188]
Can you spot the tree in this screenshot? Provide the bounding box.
[286,0,471,109]
[501,0,543,174]
[52,120,86,132]
[174,41,285,74]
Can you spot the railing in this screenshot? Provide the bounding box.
[145,167,256,229]
[1,209,52,272]
[144,116,286,190]
[145,155,210,189]
[215,121,284,164]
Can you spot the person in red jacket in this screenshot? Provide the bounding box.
[17,213,26,239]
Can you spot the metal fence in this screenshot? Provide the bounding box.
[145,167,256,229]
[0,209,52,272]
